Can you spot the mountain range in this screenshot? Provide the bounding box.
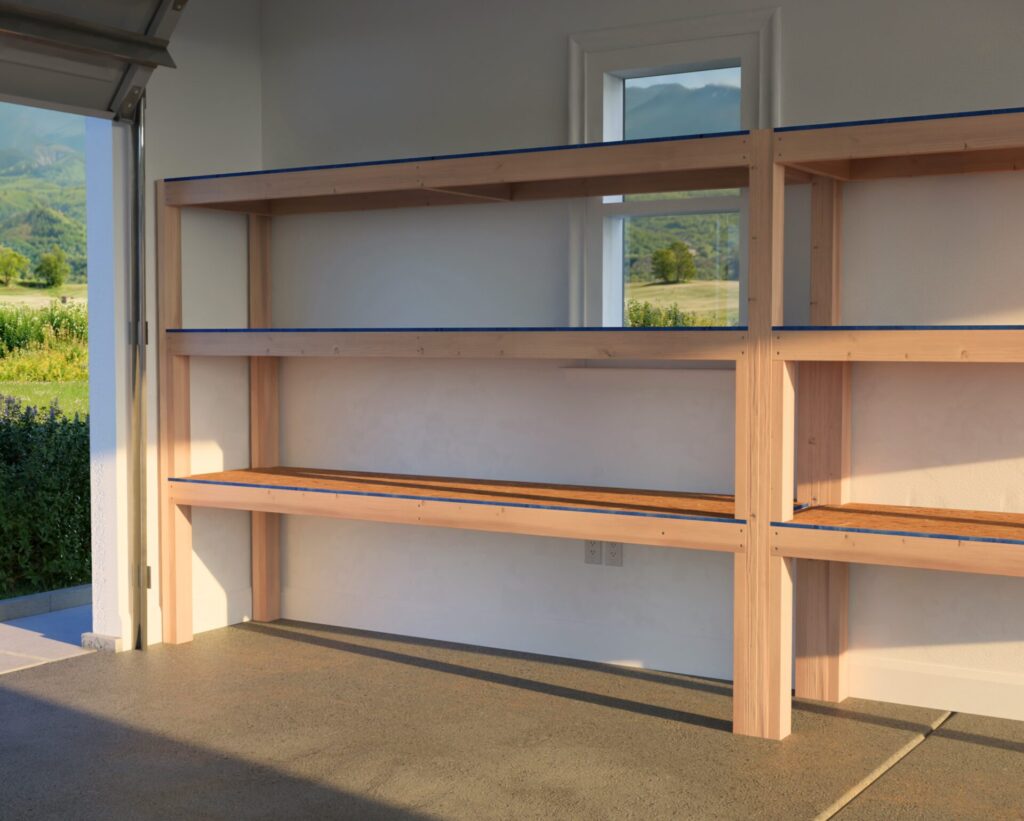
[0,103,86,281]
[624,82,741,139]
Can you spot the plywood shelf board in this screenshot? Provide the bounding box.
[168,467,746,554]
[165,131,749,183]
[163,132,753,212]
[171,467,740,522]
[168,325,749,333]
[165,327,748,361]
[778,503,1024,545]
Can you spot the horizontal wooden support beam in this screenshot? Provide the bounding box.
[773,525,1024,578]
[773,328,1024,362]
[163,134,751,209]
[168,469,747,553]
[165,328,747,361]
[774,111,1024,166]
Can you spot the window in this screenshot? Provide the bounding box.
[570,11,778,327]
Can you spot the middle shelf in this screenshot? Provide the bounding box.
[168,466,747,552]
[165,327,748,361]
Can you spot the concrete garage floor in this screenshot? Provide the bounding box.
[0,621,1021,820]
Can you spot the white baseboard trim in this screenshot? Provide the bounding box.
[850,654,1024,721]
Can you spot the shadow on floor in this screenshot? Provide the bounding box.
[242,621,733,733]
[245,620,947,737]
[0,687,437,820]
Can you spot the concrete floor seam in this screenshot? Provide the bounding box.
[817,710,956,820]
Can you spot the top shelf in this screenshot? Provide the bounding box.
[160,106,1024,215]
[774,107,1024,181]
[161,131,756,215]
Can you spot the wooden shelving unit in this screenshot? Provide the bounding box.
[157,107,1024,741]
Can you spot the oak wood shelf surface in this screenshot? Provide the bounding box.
[165,326,748,361]
[168,466,746,553]
[773,502,1024,578]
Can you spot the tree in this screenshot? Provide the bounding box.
[652,247,678,283]
[0,246,29,287]
[669,241,697,283]
[34,246,70,288]
[651,241,698,284]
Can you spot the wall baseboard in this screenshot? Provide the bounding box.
[850,653,1024,721]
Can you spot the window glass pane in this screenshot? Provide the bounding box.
[623,212,739,327]
[624,66,741,140]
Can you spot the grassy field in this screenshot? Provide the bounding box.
[0,380,88,416]
[0,282,87,307]
[626,279,738,322]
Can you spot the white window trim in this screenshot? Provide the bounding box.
[567,10,780,326]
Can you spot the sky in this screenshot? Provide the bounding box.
[625,66,741,91]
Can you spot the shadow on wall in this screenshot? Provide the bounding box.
[0,686,435,820]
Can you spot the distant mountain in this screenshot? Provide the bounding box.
[0,102,86,281]
[624,83,741,139]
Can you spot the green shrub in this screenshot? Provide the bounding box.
[0,301,87,355]
[0,336,88,381]
[624,299,735,328]
[0,395,90,597]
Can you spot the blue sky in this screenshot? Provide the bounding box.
[626,66,740,90]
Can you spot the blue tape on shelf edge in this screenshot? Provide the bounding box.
[164,104,1024,183]
[771,519,1024,547]
[164,130,750,182]
[774,103,1024,133]
[773,325,1024,331]
[166,325,749,333]
[169,477,746,526]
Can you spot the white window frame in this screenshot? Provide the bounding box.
[568,10,780,326]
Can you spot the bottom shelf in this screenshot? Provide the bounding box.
[773,503,1024,577]
[168,466,746,552]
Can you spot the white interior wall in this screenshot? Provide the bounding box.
[137,0,1024,720]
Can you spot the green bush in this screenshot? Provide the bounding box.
[0,396,90,597]
[0,301,87,355]
[0,337,88,381]
[624,299,734,328]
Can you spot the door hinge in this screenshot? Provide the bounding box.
[145,565,152,589]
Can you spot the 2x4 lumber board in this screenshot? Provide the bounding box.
[156,183,192,645]
[167,468,746,553]
[773,507,1024,578]
[774,328,1024,362]
[162,134,751,209]
[733,130,794,740]
[774,110,1024,166]
[795,175,850,704]
[165,329,748,361]
[248,214,280,623]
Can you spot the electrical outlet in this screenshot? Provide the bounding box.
[585,540,603,565]
[604,542,623,567]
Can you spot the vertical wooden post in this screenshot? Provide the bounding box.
[733,130,795,739]
[795,176,851,703]
[157,182,193,644]
[248,214,281,622]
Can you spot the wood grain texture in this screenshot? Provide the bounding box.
[733,130,794,740]
[775,111,1024,165]
[248,214,281,623]
[774,328,1024,362]
[774,510,1024,578]
[156,184,192,645]
[163,134,751,210]
[167,467,746,553]
[165,328,747,361]
[795,175,850,704]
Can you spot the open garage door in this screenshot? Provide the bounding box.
[0,0,184,119]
